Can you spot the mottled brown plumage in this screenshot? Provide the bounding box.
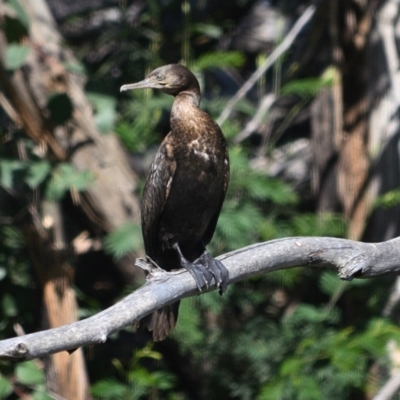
[121,64,230,341]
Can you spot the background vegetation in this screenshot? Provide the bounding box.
[1,0,400,399]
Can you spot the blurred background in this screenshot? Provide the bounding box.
[1,0,400,399]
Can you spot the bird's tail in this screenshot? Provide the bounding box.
[137,301,180,342]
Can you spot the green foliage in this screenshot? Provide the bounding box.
[194,23,223,39]
[211,146,300,253]
[24,160,51,188]
[116,90,172,152]
[0,151,93,202]
[16,361,44,385]
[193,51,245,70]
[0,361,51,400]
[92,346,176,399]
[103,223,143,258]
[87,93,117,134]
[45,162,94,200]
[7,0,30,29]
[91,379,130,399]
[281,67,335,98]
[374,189,400,209]
[257,316,400,400]
[0,374,12,399]
[0,159,26,188]
[5,43,30,70]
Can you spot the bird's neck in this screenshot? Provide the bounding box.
[170,91,201,133]
[174,91,200,108]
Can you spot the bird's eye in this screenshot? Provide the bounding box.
[156,74,163,81]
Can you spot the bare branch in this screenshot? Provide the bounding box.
[216,5,316,126]
[373,368,400,400]
[0,236,399,361]
[378,0,400,106]
[233,93,276,144]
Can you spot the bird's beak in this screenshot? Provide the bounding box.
[120,78,161,92]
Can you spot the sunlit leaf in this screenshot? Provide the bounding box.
[25,160,51,188]
[45,163,94,200]
[7,0,30,29]
[0,375,12,398]
[374,189,400,209]
[0,159,26,188]
[64,60,86,75]
[32,390,54,400]
[91,379,129,399]
[0,267,6,281]
[194,51,245,70]
[194,23,223,39]
[5,44,30,70]
[2,293,17,317]
[16,361,44,385]
[87,93,116,133]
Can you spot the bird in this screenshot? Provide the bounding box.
[120,64,230,341]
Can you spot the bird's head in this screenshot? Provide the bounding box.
[120,64,200,97]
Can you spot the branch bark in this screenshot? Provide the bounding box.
[1,235,399,361]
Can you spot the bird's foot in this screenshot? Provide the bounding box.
[195,252,229,295]
[181,258,214,292]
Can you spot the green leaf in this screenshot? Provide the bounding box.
[2,293,17,317]
[281,74,332,98]
[103,223,142,258]
[374,189,400,209]
[5,44,30,71]
[319,271,345,296]
[0,267,6,281]
[32,390,54,400]
[0,375,13,398]
[7,0,30,29]
[47,93,73,125]
[64,60,86,75]
[45,163,94,200]
[0,159,26,187]
[87,93,116,133]
[16,361,45,385]
[194,51,245,70]
[194,23,223,39]
[91,379,129,399]
[25,160,51,188]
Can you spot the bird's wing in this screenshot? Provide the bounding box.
[141,138,176,257]
[202,142,230,246]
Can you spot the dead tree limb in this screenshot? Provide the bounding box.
[0,235,399,361]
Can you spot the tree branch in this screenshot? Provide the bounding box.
[1,235,400,361]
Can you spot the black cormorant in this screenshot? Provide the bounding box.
[121,64,230,341]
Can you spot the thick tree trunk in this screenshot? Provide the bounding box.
[22,206,90,399]
[310,0,378,240]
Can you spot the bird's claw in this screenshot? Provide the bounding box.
[183,261,213,292]
[195,252,229,295]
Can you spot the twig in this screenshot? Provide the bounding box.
[216,5,316,126]
[373,368,400,400]
[377,0,400,105]
[1,235,400,360]
[233,93,276,144]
